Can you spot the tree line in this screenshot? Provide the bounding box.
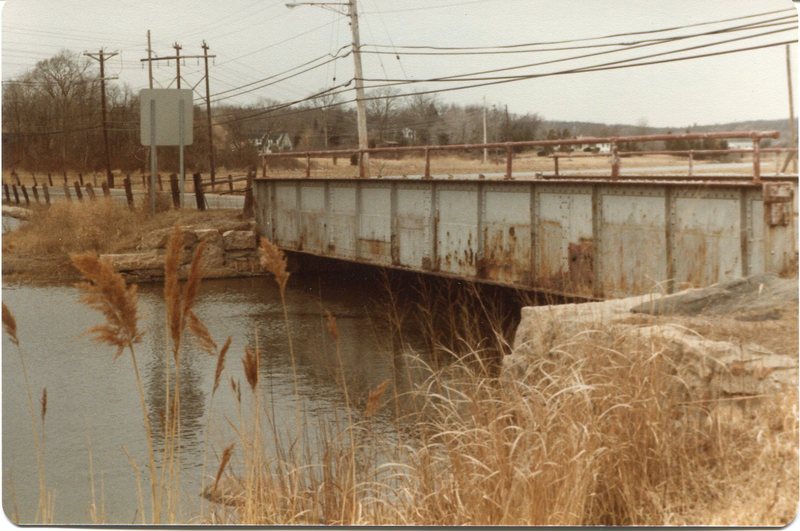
[3,50,778,174]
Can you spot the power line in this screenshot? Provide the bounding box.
[215,36,794,127]
[359,15,796,56]
[364,22,797,83]
[362,6,795,50]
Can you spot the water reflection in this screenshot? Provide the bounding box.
[3,273,427,525]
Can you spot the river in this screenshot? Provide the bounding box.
[3,273,427,524]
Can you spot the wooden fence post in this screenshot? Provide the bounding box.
[32,184,40,204]
[11,184,19,204]
[32,173,38,187]
[3,184,9,203]
[193,172,206,210]
[47,173,53,187]
[243,170,255,217]
[169,173,180,208]
[20,184,30,206]
[11,171,20,186]
[228,174,234,193]
[43,183,51,206]
[78,173,84,186]
[74,181,83,201]
[85,183,96,201]
[123,176,134,209]
[63,183,72,202]
[157,173,163,191]
[63,171,68,185]
[101,181,111,198]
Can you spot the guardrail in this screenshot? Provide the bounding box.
[262,130,792,182]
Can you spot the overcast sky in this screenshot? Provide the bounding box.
[1,0,798,128]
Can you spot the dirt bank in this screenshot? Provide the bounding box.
[2,201,263,282]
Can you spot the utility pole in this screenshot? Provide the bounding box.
[146,30,154,89]
[84,48,118,188]
[482,96,488,164]
[348,0,369,177]
[202,40,216,187]
[285,1,370,175]
[783,44,798,174]
[173,42,182,88]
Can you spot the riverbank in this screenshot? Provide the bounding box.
[2,201,264,282]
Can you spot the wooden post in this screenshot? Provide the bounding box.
[504,145,513,180]
[554,155,559,177]
[42,183,51,206]
[157,173,163,191]
[47,173,53,187]
[32,184,40,204]
[32,173,38,187]
[193,172,206,210]
[3,184,9,203]
[123,176,134,209]
[20,184,30,206]
[228,174,233,193]
[63,183,72,202]
[74,181,83,201]
[305,153,311,178]
[11,184,19,204]
[141,174,147,190]
[101,181,111,198]
[169,173,180,208]
[424,148,431,179]
[93,173,98,187]
[78,173,84,186]
[610,143,620,179]
[85,183,96,201]
[63,172,68,185]
[243,170,255,217]
[12,171,20,186]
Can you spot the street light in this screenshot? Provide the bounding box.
[286,0,369,177]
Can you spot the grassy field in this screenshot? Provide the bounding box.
[2,150,786,188]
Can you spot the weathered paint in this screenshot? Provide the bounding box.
[254,177,798,299]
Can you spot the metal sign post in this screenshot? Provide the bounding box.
[149,99,157,214]
[140,88,194,214]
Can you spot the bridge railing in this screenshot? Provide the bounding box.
[261,130,794,182]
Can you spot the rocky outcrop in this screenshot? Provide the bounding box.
[101,223,264,281]
[504,275,798,397]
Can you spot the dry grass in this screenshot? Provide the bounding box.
[2,200,245,280]
[263,151,782,179]
[9,226,796,525]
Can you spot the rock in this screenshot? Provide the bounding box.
[2,205,32,220]
[193,228,222,245]
[222,230,256,251]
[620,324,797,395]
[139,227,197,250]
[102,251,164,272]
[200,241,225,269]
[630,274,798,318]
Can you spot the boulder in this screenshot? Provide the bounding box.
[2,205,32,220]
[620,323,797,395]
[199,240,225,269]
[222,230,256,251]
[193,228,223,245]
[101,251,164,272]
[139,227,197,250]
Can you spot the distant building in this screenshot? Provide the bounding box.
[257,132,294,154]
[727,139,752,150]
[575,137,612,153]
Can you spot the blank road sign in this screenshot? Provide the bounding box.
[140,89,194,146]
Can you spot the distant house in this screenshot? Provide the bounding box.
[257,132,294,154]
[575,138,612,153]
[401,127,416,143]
[727,139,752,150]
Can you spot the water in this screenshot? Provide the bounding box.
[2,274,424,524]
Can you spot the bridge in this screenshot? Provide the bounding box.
[253,131,797,299]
